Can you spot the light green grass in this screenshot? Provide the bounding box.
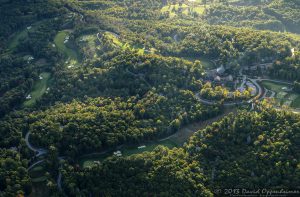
[182,56,216,69]
[8,29,28,50]
[80,139,177,168]
[8,20,45,50]
[104,32,122,47]
[277,91,287,99]
[54,31,79,61]
[291,96,300,108]
[261,81,287,92]
[193,5,207,14]
[23,72,51,107]
[161,3,207,17]
[261,81,300,109]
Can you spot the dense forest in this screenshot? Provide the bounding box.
[0,0,300,196]
[61,106,300,196]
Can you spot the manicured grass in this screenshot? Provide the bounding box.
[193,5,207,15]
[261,81,300,109]
[8,29,28,50]
[291,95,300,108]
[23,72,51,107]
[183,56,216,69]
[161,3,207,17]
[8,20,45,50]
[54,31,79,61]
[261,81,287,92]
[80,139,178,168]
[104,32,122,47]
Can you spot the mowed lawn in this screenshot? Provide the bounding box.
[79,139,178,168]
[261,81,300,109]
[8,29,28,50]
[23,72,51,107]
[183,56,217,70]
[54,31,79,61]
[161,3,208,18]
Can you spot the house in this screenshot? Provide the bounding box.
[214,76,221,82]
[216,65,225,75]
[138,145,146,149]
[26,94,32,100]
[113,150,122,157]
[291,48,295,57]
[227,75,233,82]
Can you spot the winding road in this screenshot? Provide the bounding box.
[25,132,47,157]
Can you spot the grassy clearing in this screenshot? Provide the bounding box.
[291,96,300,108]
[8,29,28,50]
[8,20,45,50]
[104,32,122,47]
[262,81,287,92]
[54,31,79,61]
[161,3,207,18]
[182,56,216,70]
[261,81,300,109]
[79,139,178,168]
[23,72,51,107]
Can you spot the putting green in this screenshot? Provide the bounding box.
[54,31,79,61]
[23,72,51,107]
[80,139,177,168]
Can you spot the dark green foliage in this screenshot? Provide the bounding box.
[62,146,213,197]
[186,109,300,189]
[0,149,32,197]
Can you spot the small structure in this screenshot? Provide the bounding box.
[52,44,56,48]
[291,48,295,57]
[27,26,32,30]
[39,75,43,80]
[216,65,225,75]
[64,35,70,44]
[113,150,122,157]
[26,94,32,100]
[138,145,146,149]
[227,75,233,82]
[214,76,221,82]
[27,56,34,63]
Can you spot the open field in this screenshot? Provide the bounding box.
[182,56,217,70]
[8,29,28,50]
[54,31,79,61]
[23,72,51,107]
[79,139,178,168]
[8,20,45,50]
[261,81,300,109]
[161,3,207,18]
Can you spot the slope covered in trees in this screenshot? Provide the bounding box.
[61,107,300,196]
[0,149,32,197]
[187,107,300,189]
[62,146,213,197]
[0,0,300,196]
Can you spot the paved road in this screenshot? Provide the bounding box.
[28,159,45,171]
[25,132,47,157]
[259,78,293,86]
